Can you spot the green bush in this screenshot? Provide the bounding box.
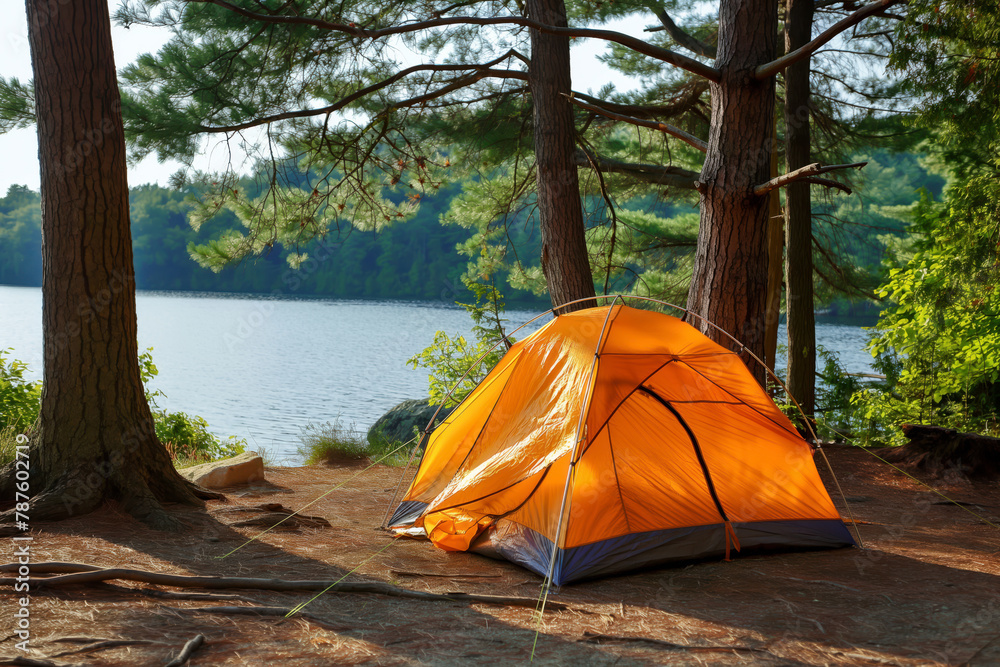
[848,179,1000,445]
[0,425,19,467]
[407,279,512,407]
[0,349,41,431]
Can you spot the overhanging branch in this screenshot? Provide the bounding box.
[754,0,905,79]
[564,94,708,152]
[192,0,722,82]
[648,5,717,58]
[196,54,527,133]
[754,161,866,196]
[801,176,852,195]
[573,148,700,189]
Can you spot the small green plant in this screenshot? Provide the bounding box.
[298,419,409,466]
[0,425,19,467]
[0,349,41,431]
[407,278,512,407]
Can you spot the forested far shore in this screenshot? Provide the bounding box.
[0,146,942,314]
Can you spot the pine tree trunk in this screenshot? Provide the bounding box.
[783,0,816,419]
[528,0,596,313]
[685,0,777,385]
[0,0,215,532]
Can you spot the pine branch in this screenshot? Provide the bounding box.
[572,148,700,189]
[564,94,708,152]
[190,0,722,82]
[572,81,708,121]
[647,5,717,58]
[753,161,866,196]
[755,0,905,79]
[196,52,527,133]
[800,176,853,195]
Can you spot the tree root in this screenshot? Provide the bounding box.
[0,562,568,610]
[579,631,774,655]
[47,639,160,659]
[163,634,205,667]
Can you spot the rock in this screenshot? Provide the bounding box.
[180,451,265,489]
[368,398,454,448]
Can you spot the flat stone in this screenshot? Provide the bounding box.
[180,451,265,489]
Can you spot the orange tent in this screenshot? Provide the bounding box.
[390,304,854,585]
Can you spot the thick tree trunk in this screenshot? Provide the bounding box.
[685,0,777,385]
[783,0,816,419]
[0,0,213,532]
[528,0,596,313]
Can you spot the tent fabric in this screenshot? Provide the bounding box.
[390,304,855,585]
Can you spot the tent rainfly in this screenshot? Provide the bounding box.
[389,303,855,585]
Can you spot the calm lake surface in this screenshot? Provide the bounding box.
[0,286,875,462]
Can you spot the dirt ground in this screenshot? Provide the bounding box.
[2,445,999,666]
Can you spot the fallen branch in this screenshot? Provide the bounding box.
[163,634,205,667]
[563,94,708,152]
[0,564,568,610]
[579,631,772,655]
[754,161,866,196]
[48,639,159,659]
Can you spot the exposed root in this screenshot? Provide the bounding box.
[47,639,160,659]
[163,634,205,667]
[0,563,569,610]
[579,631,774,655]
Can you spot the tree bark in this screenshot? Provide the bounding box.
[685,0,777,385]
[0,0,212,531]
[527,0,597,313]
[783,0,816,419]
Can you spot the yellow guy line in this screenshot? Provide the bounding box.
[530,580,555,661]
[830,427,1000,531]
[216,435,418,559]
[286,534,404,617]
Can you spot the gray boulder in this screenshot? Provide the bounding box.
[368,398,454,448]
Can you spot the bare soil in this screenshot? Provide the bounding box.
[2,445,999,666]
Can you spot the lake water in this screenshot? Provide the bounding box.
[0,286,875,462]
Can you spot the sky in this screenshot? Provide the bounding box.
[0,2,644,196]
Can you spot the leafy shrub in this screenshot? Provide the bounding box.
[0,425,19,467]
[0,349,41,431]
[407,279,512,407]
[849,180,1000,445]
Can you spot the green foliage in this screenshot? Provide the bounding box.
[298,419,408,467]
[407,280,512,407]
[0,426,19,467]
[891,0,1000,177]
[0,349,41,431]
[849,175,1000,445]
